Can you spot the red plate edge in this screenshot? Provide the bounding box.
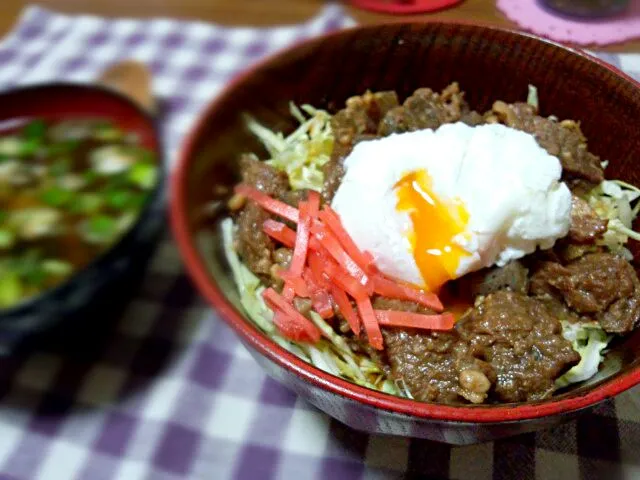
[169,21,640,424]
[349,0,463,15]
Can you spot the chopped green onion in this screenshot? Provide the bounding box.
[15,252,47,286]
[0,229,15,249]
[57,174,85,191]
[42,259,73,276]
[82,169,99,184]
[47,139,80,156]
[70,193,103,214]
[140,150,155,164]
[81,215,118,244]
[9,208,61,240]
[89,215,116,235]
[0,271,22,308]
[106,190,132,210]
[22,120,46,142]
[49,157,72,176]
[105,190,143,210]
[128,162,157,190]
[40,186,74,208]
[90,145,135,175]
[0,136,22,157]
[93,124,123,141]
[116,212,137,233]
[24,268,47,286]
[18,138,40,157]
[106,173,130,190]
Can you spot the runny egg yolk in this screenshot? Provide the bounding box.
[395,169,470,292]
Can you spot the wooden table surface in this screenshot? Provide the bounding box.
[0,0,638,52]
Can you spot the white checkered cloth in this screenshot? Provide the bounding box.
[0,5,639,480]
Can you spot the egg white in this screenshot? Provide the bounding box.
[330,122,572,289]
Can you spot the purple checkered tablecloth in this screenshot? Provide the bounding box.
[0,5,639,480]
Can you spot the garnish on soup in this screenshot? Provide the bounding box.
[0,118,157,308]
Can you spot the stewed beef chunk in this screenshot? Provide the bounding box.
[238,154,288,196]
[568,195,608,244]
[235,155,289,282]
[378,83,469,136]
[457,291,580,403]
[466,261,529,297]
[236,202,274,279]
[382,326,493,404]
[460,110,485,126]
[376,298,494,404]
[530,252,640,333]
[488,101,604,183]
[331,90,399,142]
[377,292,578,404]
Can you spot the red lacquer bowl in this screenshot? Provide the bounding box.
[170,23,640,444]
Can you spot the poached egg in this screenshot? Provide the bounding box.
[330,122,572,292]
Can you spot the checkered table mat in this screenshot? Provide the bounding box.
[0,5,639,480]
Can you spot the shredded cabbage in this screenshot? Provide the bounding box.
[557,178,640,385]
[221,218,308,357]
[557,321,611,388]
[586,179,640,259]
[527,84,539,110]
[246,103,333,192]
